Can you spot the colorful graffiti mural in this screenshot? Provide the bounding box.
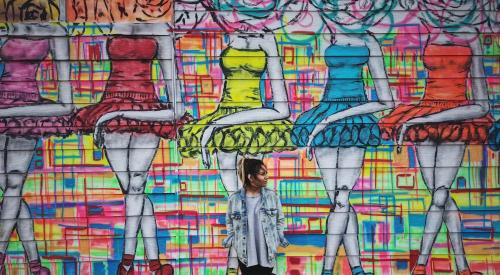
[0,0,498,274]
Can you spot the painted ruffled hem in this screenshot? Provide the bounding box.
[74,112,193,139]
[379,104,493,144]
[291,123,381,148]
[177,122,296,158]
[0,115,74,138]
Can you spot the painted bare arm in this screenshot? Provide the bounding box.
[200,36,291,167]
[158,34,186,118]
[0,24,73,118]
[306,34,394,159]
[398,36,490,145]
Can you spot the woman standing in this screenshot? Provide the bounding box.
[69,1,200,273]
[379,1,493,274]
[0,1,72,274]
[291,1,395,274]
[224,158,288,275]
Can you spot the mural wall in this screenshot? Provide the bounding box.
[0,0,498,274]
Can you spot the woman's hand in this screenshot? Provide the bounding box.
[222,234,234,248]
[200,125,217,168]
[93,112,123,148]
[279,236,290,248]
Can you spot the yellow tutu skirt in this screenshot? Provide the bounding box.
[177,106,296,157]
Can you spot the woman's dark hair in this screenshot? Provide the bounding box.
[237,158,266,188]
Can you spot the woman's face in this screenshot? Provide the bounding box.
[249,165,268,188]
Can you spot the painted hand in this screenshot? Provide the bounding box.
[200,125,216,169]
[396,117,430,153]
[305,135,315,161]
[93,112,122,148]
[397,119,420,153]
[306,123,326,161]
[93,124,105,148]
[397,123,407,153]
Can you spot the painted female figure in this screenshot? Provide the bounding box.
[291,1,395,274]
[178,0,296,192]
[0,1,72,274]
[379,1,493,274]
[177,0,298,272]
[69,1,202,273]
[224,158,288,275]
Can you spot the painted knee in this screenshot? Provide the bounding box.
[432,186,450,209]
[127,172,148,194]
[0,174,6,191]
[333,186,350,212]
[142,197,154,215]
[4,171,26,195]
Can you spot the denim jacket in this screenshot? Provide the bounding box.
[223,187,289,266]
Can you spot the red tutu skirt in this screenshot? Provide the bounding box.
[0,92,73,138]
[73,91,192,139]
[379,102,493,144]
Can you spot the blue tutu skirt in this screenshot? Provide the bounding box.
[292,101,381,148]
